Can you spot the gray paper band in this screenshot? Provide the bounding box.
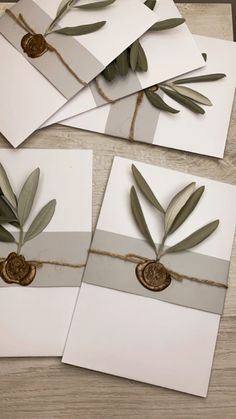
[0,231,91,288]
[0,0,104,99]
[83,230,229,314]
[90,69,143,106]
[105,90,163,143]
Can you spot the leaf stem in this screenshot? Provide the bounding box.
[17,227,24,255]
[156,234,166,260]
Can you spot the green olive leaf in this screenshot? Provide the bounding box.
[24,199,56,243]
[0,216,16,223]
[137,42,148,72]
[132,165,165,214]
[57,0,72,15]
[75,0,116,9]
[130,40,139,71]
[165,220,219,254]
[116,50,129,77]
[160,86,205,114]
[130,186,157,254]
[53,21,106,36]
[102,61,118,82]
[170,85,212,106]
[173,73,226,85]
[45,0,75,34]
[144,0,157,10]
[0,163,17,208]
[0,195,17,221]
[165,182,196,235]
[150,18,185,32]
[145,89,179,113]
[0,225,15,243]
[168,186,205,235]
[18,168,40,227]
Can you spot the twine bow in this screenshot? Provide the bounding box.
[5,9,87,87]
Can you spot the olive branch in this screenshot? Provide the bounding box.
[101,0,185,82]
[144,68,226,115]
[45,0,117,37]
[0,163,56,255]
[131,164,219,260]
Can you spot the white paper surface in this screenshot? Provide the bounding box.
[0,149,92,357]
[61,36,236,158]
[44,0,204,126]
[0,0,156,147]
[63,156,236,396]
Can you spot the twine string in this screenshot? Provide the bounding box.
[5,9,87,87]
[89,249,228,289]
[95,78,114,103]
[129,91,144,141]
[0,257,85,269]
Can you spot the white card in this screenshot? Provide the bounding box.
[0,149,92,357]
[61,36,236,158]
[43,0,204,126]
[63,156,236,397]
[0,0,156,147]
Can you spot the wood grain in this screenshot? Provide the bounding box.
[0,3,236,418]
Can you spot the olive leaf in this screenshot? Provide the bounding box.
[164,182,196,235]
[150,18,185,32]
[173,73,226,85]
[130,40,148,72]
[165,220,219,254]
[130,186,157,254]
[0,216,16,223]
[0,163,16,208]
[0,195,17,220]
[53,21,106,35]
[75,0,116,10]
[144,0,157,10]
[102,61,118,82]
[145,89,179,113]
[24,200,56,243]
[170,85,212,106]
[116,50,129,77]
[160,86,205,114]
[168,186,205,235]
[130,40,140,71]
[18,168,40,227]
[132,165,165,214]
[57,0,72,16]
[45,0,75,34]
[137,42,148,72]
[0,225,15,243]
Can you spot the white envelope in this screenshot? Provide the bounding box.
[43,0,205,126]
[0,149,92,357]
[0,0,156,147]
[61,36,236,158]
[63,156,236,397]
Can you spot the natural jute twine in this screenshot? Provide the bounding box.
[89,249,228,289]
[5,9,87,87]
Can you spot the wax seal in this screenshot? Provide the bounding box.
[0,252,37,286]
[136,260,171,292]
[21,33,48,58]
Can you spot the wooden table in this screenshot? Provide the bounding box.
[0,3,235,418]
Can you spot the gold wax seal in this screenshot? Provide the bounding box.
[0,252,36,286]
[136,260,171,292]
[21,33,48,58]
